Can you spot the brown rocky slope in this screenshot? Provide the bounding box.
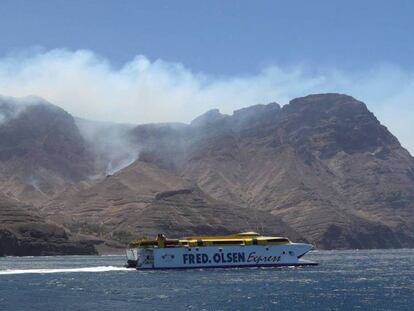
[43,160,304,246]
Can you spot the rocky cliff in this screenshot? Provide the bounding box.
[0,96,97,255]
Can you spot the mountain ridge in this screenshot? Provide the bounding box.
[0,93,413,254]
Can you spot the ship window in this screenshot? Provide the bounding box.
[212,240,244,245]
[219,248,222,252]
[266,247,269,251]
[195,248,199,251]
[282,251,286,255]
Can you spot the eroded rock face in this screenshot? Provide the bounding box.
[0,193,97,256]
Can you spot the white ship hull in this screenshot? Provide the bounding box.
[126,243,316,269]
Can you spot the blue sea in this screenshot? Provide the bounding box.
[0,249,413,311]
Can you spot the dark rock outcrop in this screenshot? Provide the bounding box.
[0,193,97,256]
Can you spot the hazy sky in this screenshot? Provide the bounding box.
[0,0,413,153]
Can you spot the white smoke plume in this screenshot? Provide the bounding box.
[74,118,138,176]
[0,49,413,153]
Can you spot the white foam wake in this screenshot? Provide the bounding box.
[0,266,131,275]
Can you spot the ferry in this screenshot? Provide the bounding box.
[126,232,317,269]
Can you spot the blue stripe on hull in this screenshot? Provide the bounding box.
[136,261,318,270]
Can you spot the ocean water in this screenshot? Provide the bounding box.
[0,249,413,311]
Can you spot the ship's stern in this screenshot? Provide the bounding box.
[126,248,138,268]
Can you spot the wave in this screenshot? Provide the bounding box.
[0,266,132,275]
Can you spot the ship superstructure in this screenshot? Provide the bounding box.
[126,232,317,269]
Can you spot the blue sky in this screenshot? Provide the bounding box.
[0,0,413,152]
[1,0,414,73]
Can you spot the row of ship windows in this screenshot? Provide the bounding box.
[185,247,293,255]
